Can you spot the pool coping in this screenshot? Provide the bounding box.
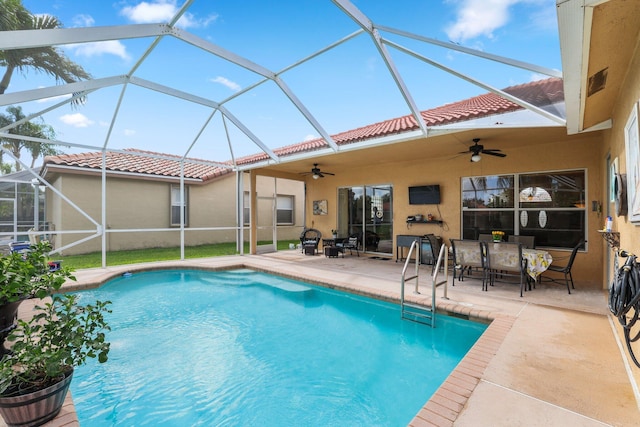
[51,260,511,427]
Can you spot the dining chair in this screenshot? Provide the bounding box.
[450,239,485,289]
[478,233,493,243]
[508,235,535,249]
[484,241,528,296]
[540,238,585,294]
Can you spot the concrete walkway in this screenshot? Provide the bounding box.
[15,250,640,427]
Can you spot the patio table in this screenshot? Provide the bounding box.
[522,248,553,280]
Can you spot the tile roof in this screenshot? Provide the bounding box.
[236,77,564,165]
[43,149,230,182]
[43,77,563,179]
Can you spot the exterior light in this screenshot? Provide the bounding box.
[471,154,481,162]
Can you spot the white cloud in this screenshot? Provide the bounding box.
[120,0,217,29]
[303,134,318,142]
[210,76,241,92]
[72,14,95,27]
[445,0,518,42]
[123,129,137,136]
[59,113,94,128]
[71,40,129,60]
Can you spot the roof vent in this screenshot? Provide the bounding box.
[587,67,608,97]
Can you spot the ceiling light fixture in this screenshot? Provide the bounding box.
[312,174,320,179]
[471,154,481,162]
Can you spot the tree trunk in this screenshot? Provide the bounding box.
[0,65,14,94]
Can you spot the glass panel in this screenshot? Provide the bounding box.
[170,186,188,226]
[337,187,363,239]
[519,170,585,209]
[276,195,293,225]
[462,175,514,209]
[365,185,392,254]
[338,185,392,254]
[462,211,515,240]
[519,210,585,249]
[0,199,15,233]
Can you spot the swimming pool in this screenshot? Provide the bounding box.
[70,269,486,426]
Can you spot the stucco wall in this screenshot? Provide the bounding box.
[45,171,304,255]
[45,174,237,254]
[603,36,640,278]
[304,131,605,289]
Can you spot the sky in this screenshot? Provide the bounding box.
[5,0,561,166]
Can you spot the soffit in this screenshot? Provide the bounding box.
[254,126,582,178]
[583,0,640,129]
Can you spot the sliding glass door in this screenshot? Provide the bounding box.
[337,185,393,255]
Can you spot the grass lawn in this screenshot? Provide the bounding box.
[57,240,299,270]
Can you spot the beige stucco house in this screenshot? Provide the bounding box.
[41,149,304,255]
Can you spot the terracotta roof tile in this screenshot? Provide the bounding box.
[44,149,231,181]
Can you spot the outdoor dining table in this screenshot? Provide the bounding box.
[522,248,553,280]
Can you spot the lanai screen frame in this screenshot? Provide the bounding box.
[0,0,565,266]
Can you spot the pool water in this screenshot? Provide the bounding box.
[71,269,486,426]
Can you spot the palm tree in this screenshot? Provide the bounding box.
[0,0,91,97]
[0,105,59,171]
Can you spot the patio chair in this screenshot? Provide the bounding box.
[508,235,535,249]
[299,228,322,255]
[423,234,447,272]
[540,238,585,294]
[336,236,359,256]
[484,241,528,296]
[450,239,485,288]
[9,242,31,255]
[478,233,493,243]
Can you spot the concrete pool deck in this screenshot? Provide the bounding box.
[14,250,640,427]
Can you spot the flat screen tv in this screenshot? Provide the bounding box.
[409,185,441,205]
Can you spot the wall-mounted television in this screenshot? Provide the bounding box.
[408,185,441,205]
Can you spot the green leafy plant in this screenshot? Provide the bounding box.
[0,294,111,395]
[0,241,74,304]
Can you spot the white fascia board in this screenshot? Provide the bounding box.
[0,24,169,50]
[557,0,590,134]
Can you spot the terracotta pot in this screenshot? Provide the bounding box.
[0,370,73,427]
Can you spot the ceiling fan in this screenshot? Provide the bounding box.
[459,138,506,162]
[300,163,335,179]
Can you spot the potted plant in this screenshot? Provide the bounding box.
[0,242,111,427]
[0,242,71,355]
[331,229,338,239]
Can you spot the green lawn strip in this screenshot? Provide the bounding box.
[56,240,298,269]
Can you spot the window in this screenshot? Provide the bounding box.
[243,192,250,225]
[276,195,294,225]
[461,170,586,249]
[170,185,188,226]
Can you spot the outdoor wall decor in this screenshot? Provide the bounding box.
[610,157,619,203]
[313,199,328,215]
[624,102,640,223]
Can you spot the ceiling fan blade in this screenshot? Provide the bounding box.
[484,151,507,157]
[323,172,335,176]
